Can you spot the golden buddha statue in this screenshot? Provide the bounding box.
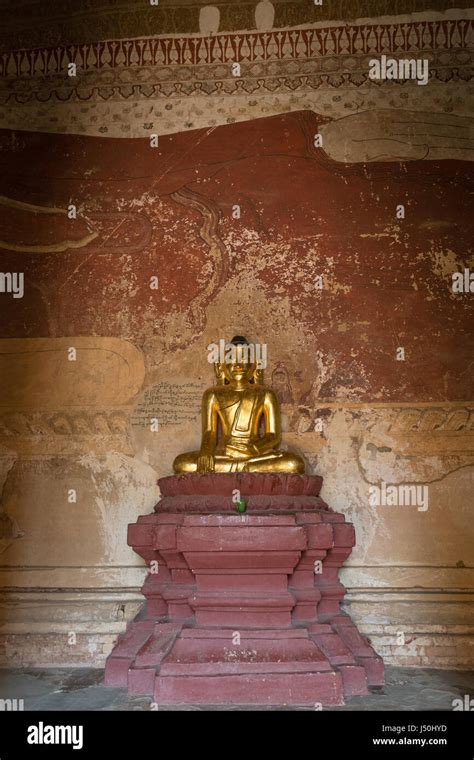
[173,336,305,474]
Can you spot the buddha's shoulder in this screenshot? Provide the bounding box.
[205,384,271,398]
[204,385,230,400]
[262,386,278,402]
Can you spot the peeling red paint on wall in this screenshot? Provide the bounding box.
[0,111,472,402]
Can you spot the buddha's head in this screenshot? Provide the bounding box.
[222,336,257,386]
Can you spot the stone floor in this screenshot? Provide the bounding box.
[0,666,473,710]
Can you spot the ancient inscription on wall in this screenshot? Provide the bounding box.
[131,382,203,427]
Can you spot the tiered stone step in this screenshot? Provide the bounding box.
[154,629,343,706]
[104,473,384,705]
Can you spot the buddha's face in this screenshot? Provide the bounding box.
[223,360,256,385]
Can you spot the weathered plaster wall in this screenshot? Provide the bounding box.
[0,0,472,669]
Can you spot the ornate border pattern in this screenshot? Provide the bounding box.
[0,20,472,105]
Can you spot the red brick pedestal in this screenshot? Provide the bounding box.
[105,473,383,706]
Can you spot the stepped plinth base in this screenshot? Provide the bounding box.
[105,474,383,706]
